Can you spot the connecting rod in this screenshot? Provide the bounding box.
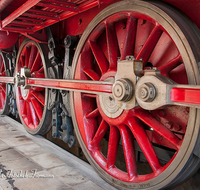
[0,67,112,94]
[1,60,200,109]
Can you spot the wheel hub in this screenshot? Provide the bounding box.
[99,78,123,118]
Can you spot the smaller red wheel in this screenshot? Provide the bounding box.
[0,51,10,115]
[15,39,51,135]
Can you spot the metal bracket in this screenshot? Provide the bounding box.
[62,35,79,116]
[51,101,76,148]
[113,56,136,110]
[63,35,79,78]
[52,106,62,138]
[45,27,63,66]
[5,49,18,118]
[60,103,76,148]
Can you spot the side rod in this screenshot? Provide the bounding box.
[0,75,112,94]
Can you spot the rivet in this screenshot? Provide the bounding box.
[61,112,65,117]
[155,117,160,121]
[159,110,166,117]
[61,124,67,130]
[165,122,173,129]
[174,123,182,131]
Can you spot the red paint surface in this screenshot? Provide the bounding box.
[171,88,200,105]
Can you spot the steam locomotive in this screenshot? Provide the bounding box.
[0,0,200,189]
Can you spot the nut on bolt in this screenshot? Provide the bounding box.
[113,78,134,102]
[15,73,25,86]
[138,83,156,102]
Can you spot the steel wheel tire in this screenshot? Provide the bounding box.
[71,1,200,189]
[0,51,10,115]
[15,39,52,135]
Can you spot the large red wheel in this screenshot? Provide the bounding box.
[15,39,51,135]
[71,1,200,189]
[0,51,10,115]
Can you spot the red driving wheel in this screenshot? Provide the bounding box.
[71,1,200,189]
[0,51,10,115]
[15,39,51,135]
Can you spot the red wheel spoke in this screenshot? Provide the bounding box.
[28,45,37,69]
[0,94,2,108]
[159,54,182,75]
[0,92,4,108]
[26,101,32,125]
[1,71,6,76]
[31,51,42,73]
[106,22,120,70]
[32,71,44,78]
[136,25,163,63]
[29,101,39,128]
[37,66,44,74]
[31,91,45,106]
[21,99,26,116]
[119,125,137,179]
[90,119,109,149]
[20,55,25,68]
[0,85,6,95]
[80,49,93,70]
[134,110,182,149]
[121,16,137,60]
[128,117,162,172]
[107,126,120,169]
[83,68,100,81]
[25,46,31,67]
[1,90,5,101]
[89,40,109,74]
[30,97,43,120]
[86,108,100,118]
[83,93,97,98]
[0,61,4,73]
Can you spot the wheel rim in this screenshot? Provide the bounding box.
[71,1,200,189]
[15,40,47,130]
[0,53,7,112]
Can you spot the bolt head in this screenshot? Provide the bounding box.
[138,83,156,102]
[112,79,134,102]
[140,87,148,99]
[174,124,182,131]
[159,110,166,117]
[113,84,123,98]
[165,122,173,129]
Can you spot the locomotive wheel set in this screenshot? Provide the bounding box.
[1,0,200,189]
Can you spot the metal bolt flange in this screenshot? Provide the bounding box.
[16,73,25,86]
[138,83,156,102]
[112,78,134,102]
